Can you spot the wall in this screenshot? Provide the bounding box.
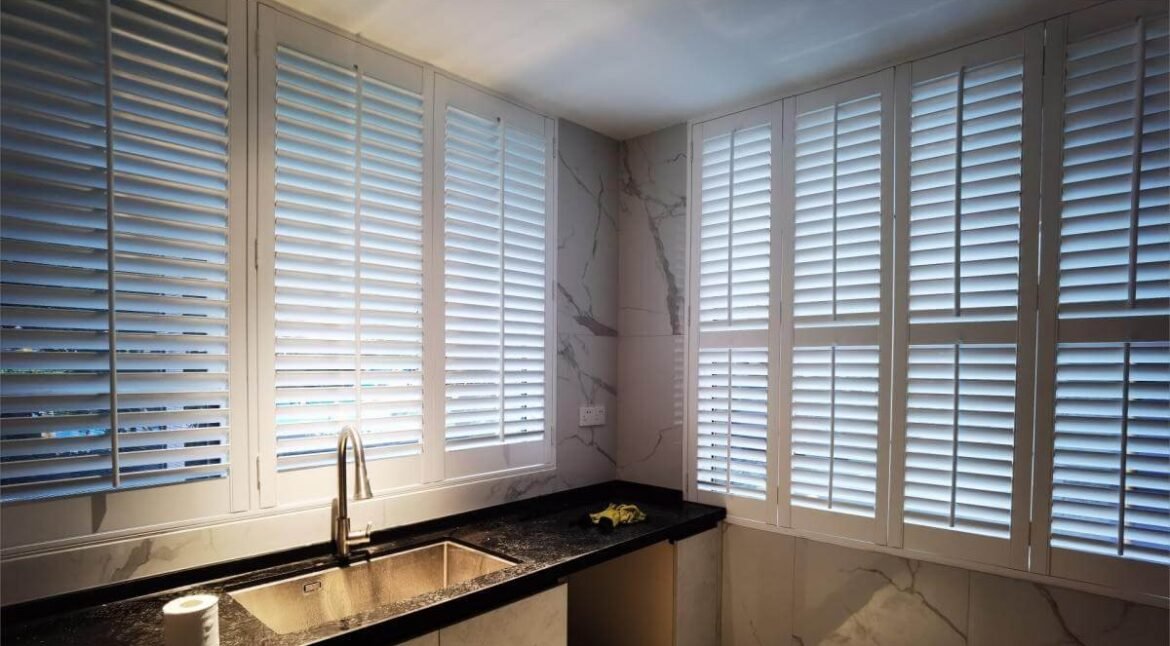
[0,119,621,605]
[722,523,1169,646]
[615,123,688,489]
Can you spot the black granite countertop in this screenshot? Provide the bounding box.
[1,481,724,645]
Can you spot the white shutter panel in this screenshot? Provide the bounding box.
[696,348,769,499]
[1,0,235,501]
[1051,342,1169,565]
[784,73,890,539]
[904,344,1016,537]
[692,111,774,512]
[1,0,113,500]
[908,59,1023,321]
[272,44,424,471]
[440,92,549,455]
[793,94,883,324]
[1058,17,1170,315]
[790,345,880,515]
[1037,8,1170,588]
[895,28,1040,567]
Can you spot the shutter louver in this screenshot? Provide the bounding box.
[698,124,772,332]
[908,57,1023,322]
[791,346,880,516]
[1058,18,1170,316]
[696,348,768,499]
[1,0,233,501]
[1050,342,1170,565]
[695,120,772,501]
[272,45,424,470]
[793,94,882,325]
[442,106,547,450]
[904,344,1017,538]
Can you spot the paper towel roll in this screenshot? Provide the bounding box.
[162,594,219,646]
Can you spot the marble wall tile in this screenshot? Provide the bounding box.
[617,123,688,338]
[793,538,970,646]
[721,523,795,646]
[558,119,620,338]
[556,333,618,488]
[616,334,684,489]
[968,572,1169,646]
[615,123,688,490]
[555,119,620,490]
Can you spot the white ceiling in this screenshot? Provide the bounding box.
[279,0,1099,141]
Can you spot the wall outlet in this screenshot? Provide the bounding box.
[578,405,606,427]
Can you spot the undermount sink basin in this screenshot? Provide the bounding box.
[229,541,516,634]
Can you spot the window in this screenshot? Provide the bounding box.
[1034,5,1170,594]
[779,71,892,543]
[688,106,777,519]
[434,75,556,479]
[687,2,1168,593]
[891,27,1042,568]
[0,0,245,512]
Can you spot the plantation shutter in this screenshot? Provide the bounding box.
[1,0,238,502]
[691,106,776,516]
[270,42,425,472]
[894,28,1041,567]
[1037,7,1170,588]
[436,76,552,476]
[782,71,891,541]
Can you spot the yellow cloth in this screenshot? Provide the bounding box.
[588,503,646,527]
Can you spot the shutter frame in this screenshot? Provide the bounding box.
[688,103,781,523]
[1034,2,1170,593]
[891,26,1042,569]
[433,74,555,479]
[780,70,894,544]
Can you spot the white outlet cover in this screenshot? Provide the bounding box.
[578,405,606,427]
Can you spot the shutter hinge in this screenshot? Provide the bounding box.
[256,456,262,492]
[254,237,259,271]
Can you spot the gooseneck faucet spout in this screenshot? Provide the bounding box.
[335,425,373,560]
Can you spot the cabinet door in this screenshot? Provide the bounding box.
[675,527,722,646]
[440,584,567,646]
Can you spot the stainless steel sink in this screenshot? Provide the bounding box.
[229,541,516,634]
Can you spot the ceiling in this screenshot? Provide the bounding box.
[279,0,1099,141]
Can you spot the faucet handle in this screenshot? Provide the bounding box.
[347,521,372,546]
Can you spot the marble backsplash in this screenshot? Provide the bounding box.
[615,123,688,490]
[723,523,1169,646]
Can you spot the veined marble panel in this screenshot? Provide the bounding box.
[616,334,684,489]
[793,538,969,646]
[968,571,1169,646]
[618,123,687,338]
[557,119,620,338]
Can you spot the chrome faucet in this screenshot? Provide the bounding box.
[334,425,373,560]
